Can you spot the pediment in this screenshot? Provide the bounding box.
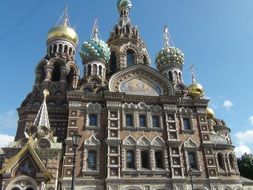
[109,64,174,96]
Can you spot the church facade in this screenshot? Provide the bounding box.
[0,0,251,190]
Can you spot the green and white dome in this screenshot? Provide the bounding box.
[155,47,184,70]
[117,0,132,11]
[80,38,110,64]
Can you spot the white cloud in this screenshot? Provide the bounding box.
[249,116,253,126]
[0,109,18,130]
[0,134,14,147]
[234,145,251,158]
[235,130,253,145]
[223,100,233,109]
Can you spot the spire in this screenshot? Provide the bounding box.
[33,89,50,129]
[91,18,99,40]
[190,64,197,84]
[56,5,70,26]
[163,25,170,48]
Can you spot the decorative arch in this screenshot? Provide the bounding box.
[184,138,198,149]
[137,135,151,146]
[84,135,100,146]
[6,175,38,190]
[123,135,137,146]
[109,64,174,96]
[151,136,165,147]
[35,59,48,83]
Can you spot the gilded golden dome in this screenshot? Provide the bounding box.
[188,82,204,98]
[206,107,215,119]
[47,25,78,45]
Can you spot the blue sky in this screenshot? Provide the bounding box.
[0,0,252,157]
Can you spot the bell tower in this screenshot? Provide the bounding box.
[107,0,151,75]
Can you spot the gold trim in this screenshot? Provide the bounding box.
[0,137,53,181]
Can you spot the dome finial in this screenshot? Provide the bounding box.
[63,5,69,26]
[163,25,170,48]
[91,18,99,40]
[190,64,197,84]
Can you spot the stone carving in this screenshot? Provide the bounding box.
[123,135,137,146]
[184,138,198,149]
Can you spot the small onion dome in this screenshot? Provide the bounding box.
[117,0,132,11]
[155,47,184,71]
[188,82,204,98]
[47,25,78,45]
[80,38,111,64]
[206,107,215,119]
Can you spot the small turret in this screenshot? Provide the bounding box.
[155,26,184,84]
[79,19,110,93]
[188,64,204,98]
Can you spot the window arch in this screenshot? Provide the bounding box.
[110,51,117,73]
[88,64,91,76]
[52,63,61,82]
[99,65,102,76]
[127,49,135,66]
[59,44,63,53]
[169,71,173,81]
[229,154,235,170]
[217,153,225,170]
[67,67,75,88]
[64,45,68,53]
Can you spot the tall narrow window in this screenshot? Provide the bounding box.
[88,65,91,75]
[218,153,225,170]
[188,152,197,169]
[169,71,173,81]
[229,154,235,169]
[152,115,160,128]
[52,63,61,82]
[126,150,135,169]
[126,114,133,127]
[89,114,98,126]
[183,118,191,130]
[139,115,146,127]
[141,150,149,169]
[155,151,164,169]
[110,52,117,73]
[127,49,135,66]
[87,150,97,170]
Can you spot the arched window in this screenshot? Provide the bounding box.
[169,71,173,81]
[143,56,148,65]
[110,52,117,73]
[126,25,130,34]
[49,46,52,54]
[93,64,97,76]
[179,72,182,83]
[53,44,57,53]
[64,45,68,53]
[88,65,91,75]
[99,65,102,76]
[67,67,75,88]
[59,44,63,53]
[126,150,135,169]
[87,150,97,170]
[52,63,61,82]
[188,152,197,169]
[155,150,164,169]
[229,154,235,169]
[127,49,135,66]
[218,153,225,170]
[69,47,72,55]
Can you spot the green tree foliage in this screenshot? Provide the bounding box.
[237,153,253,180]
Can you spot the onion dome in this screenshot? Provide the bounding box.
[155,47,184,70]
[206,107,215,119]
[47,8,78,45]
[47,25,78,45]
[188,64,204,98]
[155,26,184,71]
[80,20,110,64]
[117,0,132,11]
[188,82,204,98]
